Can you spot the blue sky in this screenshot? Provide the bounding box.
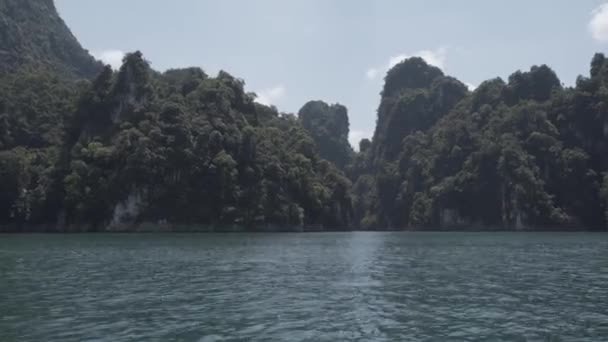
[56,0,608,148]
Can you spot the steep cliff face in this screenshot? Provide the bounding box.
[0,0,102,79]
[54,52,354,231]
[298,100,354,169]
[1,0,608,232]
[0,2,355,232]
[370,58,468,165]
[352,56,607,230]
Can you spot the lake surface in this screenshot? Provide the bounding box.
[1,232,607,341]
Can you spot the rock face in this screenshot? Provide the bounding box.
[351,56,608,231]
[298,100,354,169]
[110,191,144,229]
[371,58,468,165]
[0,0,102,79]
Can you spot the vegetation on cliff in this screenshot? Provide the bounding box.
[298,100,354,170]
[1,52,353,231]
[2,0,608,231]
[351,57,608,231]
[0,0,102,79]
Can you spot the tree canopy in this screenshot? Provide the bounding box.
[298,100,354,169]
[350,56,608,231]
[2,0,608,231]
[1,51,353,231]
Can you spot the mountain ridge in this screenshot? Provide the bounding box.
[1,0,608,231]
[0,0,102,79]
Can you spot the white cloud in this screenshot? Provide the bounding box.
[590,3,608,42]
[255,85,286,106]
[366,47,448,80]
[387,54,410,70]
[93,50,125,70]
[465,82,477,91]
[366,68,380,80]
[349,130,372,151]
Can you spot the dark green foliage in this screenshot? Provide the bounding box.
[163,67,208,97]
[352,57,608,230]
[382,57,444,97]
[298,100,354,169]
[0,50,353,231]
[2,1,608,231]
[371,58,468,164]
[505,65,562,103]
[0,147,60,228]
[0,68,80,148]
[0,0,102,79]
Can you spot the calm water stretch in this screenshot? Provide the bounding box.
[1,232,607,341]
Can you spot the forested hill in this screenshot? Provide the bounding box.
[298,101,354,170]
[0,0,102,79]
[1,0,608,231]
[0,52,354,232]
[351,57,608,231]
[0,1,353,232]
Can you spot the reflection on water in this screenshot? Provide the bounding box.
[1,232,607,341]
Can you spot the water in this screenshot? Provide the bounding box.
[0,232,607,341]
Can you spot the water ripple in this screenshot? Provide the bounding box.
[0,232,607,341]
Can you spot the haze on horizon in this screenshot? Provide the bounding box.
[56,0,608,149]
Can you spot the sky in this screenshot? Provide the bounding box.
[56,0,608,148]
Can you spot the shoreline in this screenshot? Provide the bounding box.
[1,222,605,233]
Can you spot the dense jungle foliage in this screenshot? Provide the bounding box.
[1,0,608,231]
[353,57,608,231]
